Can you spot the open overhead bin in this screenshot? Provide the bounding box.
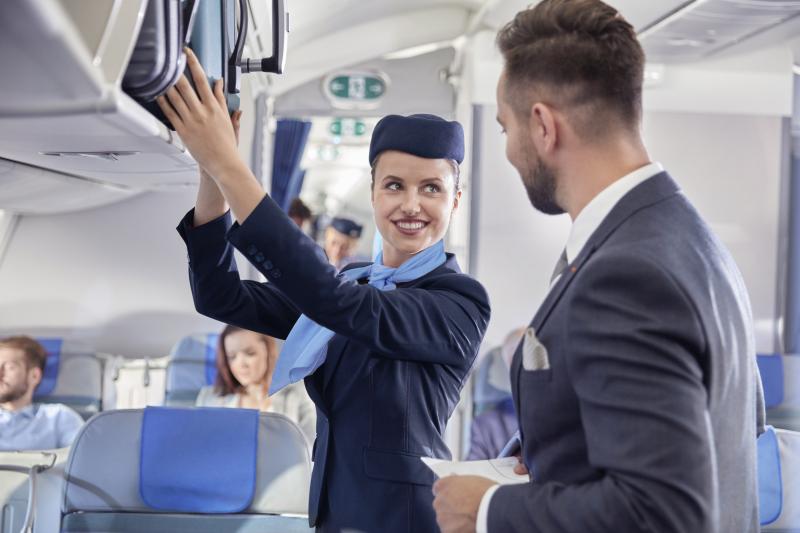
[0,0,287,212]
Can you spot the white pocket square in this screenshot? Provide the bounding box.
[522,327,550,371]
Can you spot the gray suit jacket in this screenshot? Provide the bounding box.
[488,173,764,532]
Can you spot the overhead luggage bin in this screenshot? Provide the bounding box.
[0,0,287,212]
[0,0,196,200]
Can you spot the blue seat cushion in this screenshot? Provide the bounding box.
[140,407,259,513]
[757,425,782,525]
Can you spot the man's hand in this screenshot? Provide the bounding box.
[432,475,497,533]
[513,455,529,476]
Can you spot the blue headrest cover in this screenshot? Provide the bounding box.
[33,338,61,397]
[757,354,784,408]
[205,333,219,386]
[140,407,259,513]
[757,425,782,525]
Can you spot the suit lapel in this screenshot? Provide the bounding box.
[532,172,680,334]
[512,172,681,413]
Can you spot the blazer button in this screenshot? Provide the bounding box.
[255,253,265,263]
[247,245,258,255]
[262,260,274,270]
[270,269,282,279]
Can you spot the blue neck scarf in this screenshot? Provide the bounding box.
[269,240,447,395]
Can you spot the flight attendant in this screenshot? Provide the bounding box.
[161,49,490,532]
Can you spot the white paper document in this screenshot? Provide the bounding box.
[421,456,529,485]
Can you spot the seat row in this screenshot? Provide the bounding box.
[0,409,313,533]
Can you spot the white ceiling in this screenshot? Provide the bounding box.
[251,0,800,97]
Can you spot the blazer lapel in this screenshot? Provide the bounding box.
[512,172,681,412]
[532,171,680,334]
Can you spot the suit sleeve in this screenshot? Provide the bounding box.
[488,253,716,533]
[226,195,490,366]
[177,208,301,339]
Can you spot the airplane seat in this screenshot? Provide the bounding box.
[0,450,69,533]
[759,425,800,531]
[33,338,102,420]
[758,354,800,432]
[473,346,512,416]
[60,407,312,532]
[164,333,219,406]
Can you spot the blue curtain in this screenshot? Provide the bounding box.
[271,119,311,211]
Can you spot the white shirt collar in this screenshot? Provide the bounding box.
[565,162,664,263]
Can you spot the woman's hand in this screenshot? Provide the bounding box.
[156,48,241,180]
[199,109,243,181]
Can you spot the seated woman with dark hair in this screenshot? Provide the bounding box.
[196,325,316,442]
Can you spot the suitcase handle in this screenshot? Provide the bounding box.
[227,0,248,94]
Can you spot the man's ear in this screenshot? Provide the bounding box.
[28,366,42,388]
[529,102,558,155]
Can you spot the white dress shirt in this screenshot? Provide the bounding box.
[475,161,664,533]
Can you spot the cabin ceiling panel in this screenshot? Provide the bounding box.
[275,47,457,118]
[482,0,692,32]
[271,7,470,96]
[281,0,481,48]
[0,158,138,214]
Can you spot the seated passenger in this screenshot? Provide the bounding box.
[196,325,316,441]
[324,216,367,271]
[466,328,524,460]
[287,197,312,229]
[0,336,84,450]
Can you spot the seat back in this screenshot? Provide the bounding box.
[164,333,219,406]
[758,353,800,432]
[472,347,512,416]
[760,426,800,530]
[0,450,69,533]
[61,409,312,532]
[33,338,102,420]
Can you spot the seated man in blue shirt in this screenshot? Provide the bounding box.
[0,336,84,450]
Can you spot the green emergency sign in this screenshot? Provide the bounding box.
[330,118,367,137]
[327,75,386,101]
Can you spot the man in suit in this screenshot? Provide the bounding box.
[433,1,764,532]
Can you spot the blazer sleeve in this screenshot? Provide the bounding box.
[226,195,490,366]
[488,253,715,533]
[176,208,301,339]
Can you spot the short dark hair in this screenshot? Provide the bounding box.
[370,154,461,192]
[496,0,644,137]
[288,197,312,221]
[0,336,47,373]
[213,325,276,396]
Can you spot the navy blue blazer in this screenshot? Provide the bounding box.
[177,195,490,533]
[488,173,763,533]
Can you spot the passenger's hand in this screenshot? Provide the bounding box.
[432,475,496,533]
[513,455,529,476]
[156,48,241,180]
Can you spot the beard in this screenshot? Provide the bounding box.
[522,157,564,215]
[0,380,29,404]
